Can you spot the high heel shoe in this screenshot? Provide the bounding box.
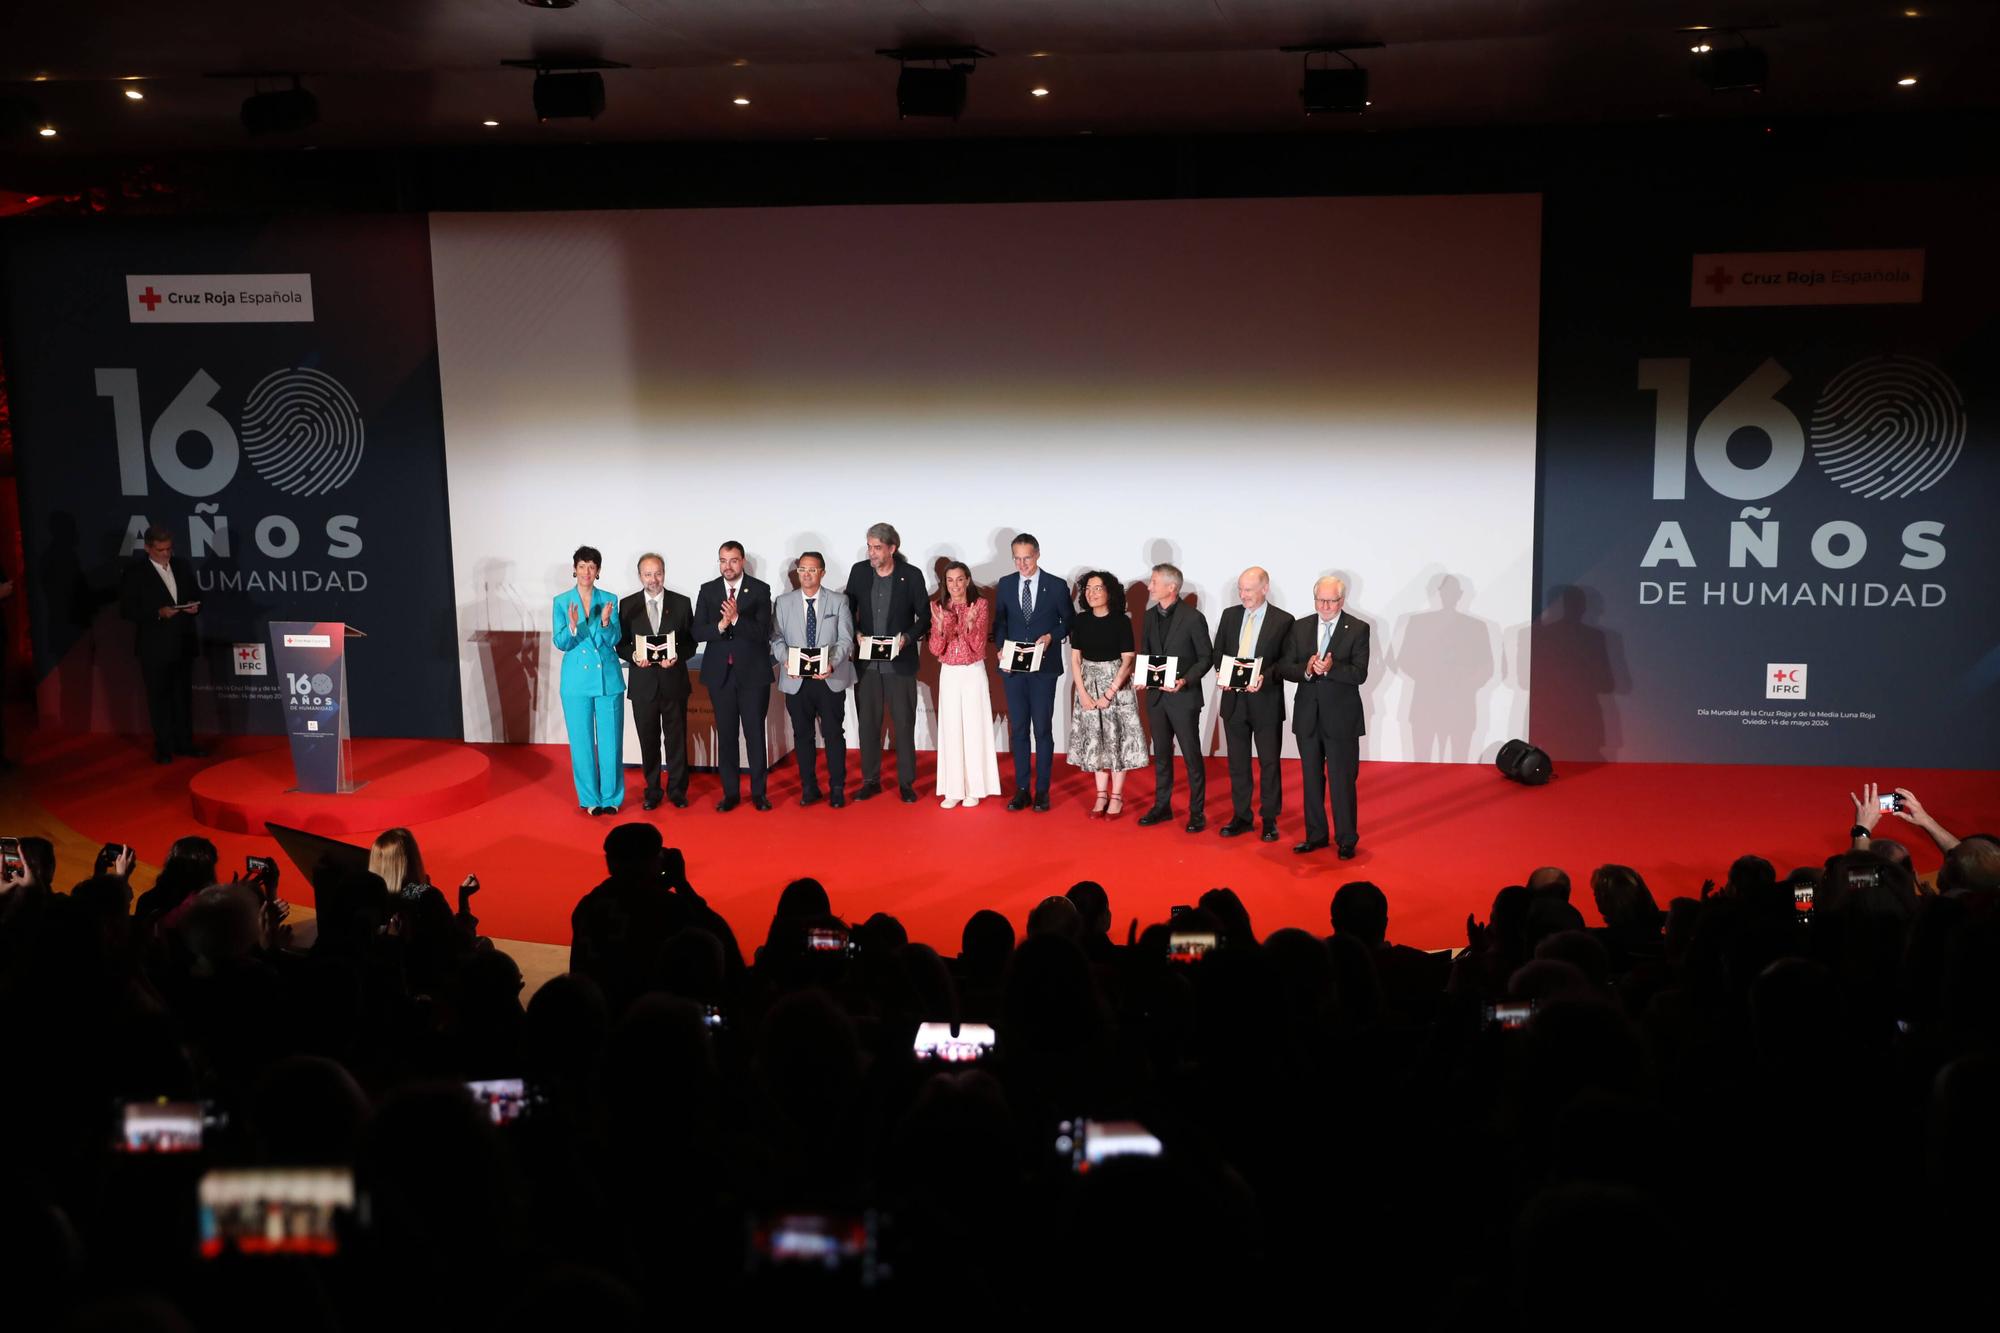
[1089,793,1109,820]
[1105,794,1125,821]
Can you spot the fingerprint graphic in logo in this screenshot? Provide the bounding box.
[1809,354,1965,500]
[240,367,365,497]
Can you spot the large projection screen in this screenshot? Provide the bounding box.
[432,195,1541,763]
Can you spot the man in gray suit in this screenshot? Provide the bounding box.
[770,551,856,808]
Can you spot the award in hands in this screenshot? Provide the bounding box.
[1216,655,1261,691]
[1000,640,1045,673]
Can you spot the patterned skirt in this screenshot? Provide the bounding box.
[1068,659,1149,772]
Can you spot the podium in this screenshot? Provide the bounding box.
[268,621,367,794]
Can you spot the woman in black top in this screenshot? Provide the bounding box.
[1067,571,1149,817]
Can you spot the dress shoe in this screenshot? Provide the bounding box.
[1136,807,1175,827]
[1218,818,1253,838]
[1261,824,1280,843]
[668,794,689,809]
[1007,791,1032,812]
[1033,794,1051,812]
[593,806,616,816]
[1293,837,1329,855]
[799,792,822,808]
[855,781,882,801]
[963,797,981,809]
[899,785,918,803]
[642,791,663,811]
[1185,816,1207,834]
[1338,844,1358,860]
[940,797,961,810]
[717,796,740,812]
[752,796,773,812]
[829,794,846,809]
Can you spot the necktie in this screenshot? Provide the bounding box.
[806,597,817,649]
[1319,619,1335,656]
[1021,577,1033,615]
[1238,610,1256,658]
[648,597,660,635]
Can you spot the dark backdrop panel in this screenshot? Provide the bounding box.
[1533,179,2000,767]
[4,216,462,739]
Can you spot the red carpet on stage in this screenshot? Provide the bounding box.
[19,728,2000,956]
[189,739,490,835]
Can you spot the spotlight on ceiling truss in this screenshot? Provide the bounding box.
[877,45,993,120]
[1283,42,1384,115]
[501,56,630,122]
[215,73,318,137]
[1683,26,1773,93]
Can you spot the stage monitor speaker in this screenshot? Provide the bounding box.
[1496,739,1553,786]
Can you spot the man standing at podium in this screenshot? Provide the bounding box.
[618,553,694,812]
[120,526,204,764]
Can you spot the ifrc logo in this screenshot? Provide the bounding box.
[233,643,267,676]
[1766,663,1807,700]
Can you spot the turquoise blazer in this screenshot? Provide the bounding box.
[553,587,625,697]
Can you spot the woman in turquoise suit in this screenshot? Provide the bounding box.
[554,544,625,814]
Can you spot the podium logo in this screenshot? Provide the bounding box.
[233,644,267,676]
[1766,663,1808,699]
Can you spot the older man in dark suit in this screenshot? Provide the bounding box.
[1280,574,1370,858]
[1212,566,1296,843]
[617,552,695,811]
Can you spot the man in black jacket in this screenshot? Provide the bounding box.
[843,521,931,803]
[119,526,203,763]
[1136,562,1213,833]
[617,553,695,811]
[692,541,775,812]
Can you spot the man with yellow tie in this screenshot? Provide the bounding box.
[1211,566,1296,843]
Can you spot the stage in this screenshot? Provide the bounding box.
[10,727,1996,956]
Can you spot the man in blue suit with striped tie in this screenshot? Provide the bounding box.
[991,532,1070,812]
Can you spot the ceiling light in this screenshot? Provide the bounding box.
[518,0,578,8]
[732,96,750,105]
[1030,87,1049,97]
[1691,43,1712,53]
[1896,76,1918,86]
[482,119,499,126]
[123,88,145,100]
[39,126,57,137]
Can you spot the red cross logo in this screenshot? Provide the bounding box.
[138,286,162,311]
[1772,668,1794,682]
[1703,266,1734,295]
[238,647,258,662]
